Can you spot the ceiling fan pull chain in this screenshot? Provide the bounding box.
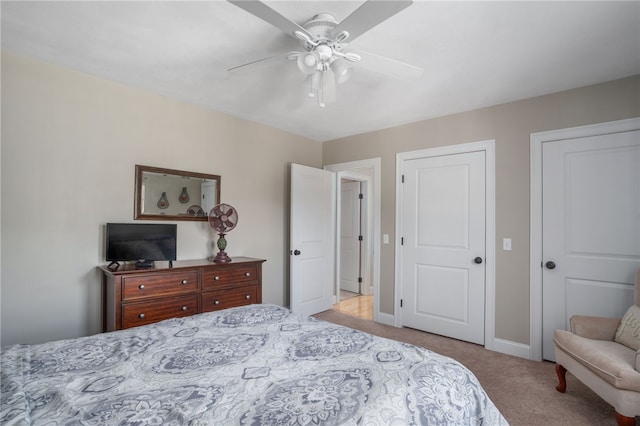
[318,72,325,108]
[310,72,321,99]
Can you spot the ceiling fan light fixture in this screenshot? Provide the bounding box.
[297,53,318,75]
[316,44,332,61]
[303,54,316,67]
[331,58,352,84]
[322,68,337,105]
[227,0,421,108]
[310,71,321,98]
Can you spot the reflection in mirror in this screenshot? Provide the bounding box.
[135,165,221,221]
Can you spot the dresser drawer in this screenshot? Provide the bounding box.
[101,258,265,332]
[202,264,258,290]
[122,271,199,300]
[122,294,198,329]
[202,285,257,312]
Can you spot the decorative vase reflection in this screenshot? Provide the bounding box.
[157,192,169,209]
[179,187,190,203]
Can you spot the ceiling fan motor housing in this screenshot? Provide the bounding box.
[302,13,338,45]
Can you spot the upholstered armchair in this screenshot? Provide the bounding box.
[554,270,640,426]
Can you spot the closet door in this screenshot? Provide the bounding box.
[541,130,640,361]
[401,150,486,345]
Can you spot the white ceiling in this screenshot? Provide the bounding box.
[2,1,639,142]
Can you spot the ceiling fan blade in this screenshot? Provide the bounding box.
[351,49,423,80]
[227,52,293,75]
[332,0,413,43]
[228,0,313,40]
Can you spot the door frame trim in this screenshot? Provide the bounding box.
[395,140,496,350]
[325,158,382,322]
[529,117,640,361]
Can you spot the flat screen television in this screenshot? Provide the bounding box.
[106,223,177,268]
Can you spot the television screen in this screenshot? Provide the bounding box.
[106,223,177,263]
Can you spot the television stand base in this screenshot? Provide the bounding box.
[135,260,155,269]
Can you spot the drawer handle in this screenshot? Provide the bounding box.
[213,276,220,281]
[181,280,188,285]
[181,306,188,311]
[245,272,251,277]
[245,294,251,300]
[214,300,220,305]
[138,284,145,290]
[138,313,146,319]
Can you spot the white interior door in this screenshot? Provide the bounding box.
[340,180,361,294]
[541,130,640,360]
[290,163,335,316]
[401,151,486,345]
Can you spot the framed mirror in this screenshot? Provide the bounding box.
[135,165,221,221]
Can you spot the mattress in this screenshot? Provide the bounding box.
[1,304,508,425]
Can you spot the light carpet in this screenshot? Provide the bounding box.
[314,309,637,426]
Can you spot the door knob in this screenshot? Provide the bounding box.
[474,257,483,264]
[290,249,301,256]
[545,261,556,270]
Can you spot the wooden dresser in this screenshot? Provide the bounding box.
[99,257,265,331]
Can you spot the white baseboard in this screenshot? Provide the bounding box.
[490,338,531,360]
[363,310,534,361]
[376,311,396,326]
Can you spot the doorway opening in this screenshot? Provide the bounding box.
[335,178,372,319]
[325,159,381,322]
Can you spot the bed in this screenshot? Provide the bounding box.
[1,304,508,425]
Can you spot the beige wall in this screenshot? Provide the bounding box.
[0,51,321,347]
[323,75,640,345]
[2,49,637,348]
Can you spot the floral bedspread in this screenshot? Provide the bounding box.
[1,304,508,425]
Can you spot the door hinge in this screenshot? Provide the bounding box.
[358,277,363,283]
[358,193,363,199]
[402,174,405,183]
[358,235,363,241]
[401,237,404,245]
[400,299,403,308]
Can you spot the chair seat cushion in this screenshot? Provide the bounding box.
[615,304,640,351]
[554,329,640,392]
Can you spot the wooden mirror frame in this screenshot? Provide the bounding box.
[134,165,221,221]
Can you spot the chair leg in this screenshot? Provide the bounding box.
[615,412,636,426]
[555,364,567,393]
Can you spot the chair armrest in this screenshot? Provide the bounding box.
[570,315,620,340]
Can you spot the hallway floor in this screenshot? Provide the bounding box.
[333,292,373,320]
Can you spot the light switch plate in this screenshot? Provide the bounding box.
[503,238,512,251]
[383,234,389,244]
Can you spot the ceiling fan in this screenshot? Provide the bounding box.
[227,0,423,107]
